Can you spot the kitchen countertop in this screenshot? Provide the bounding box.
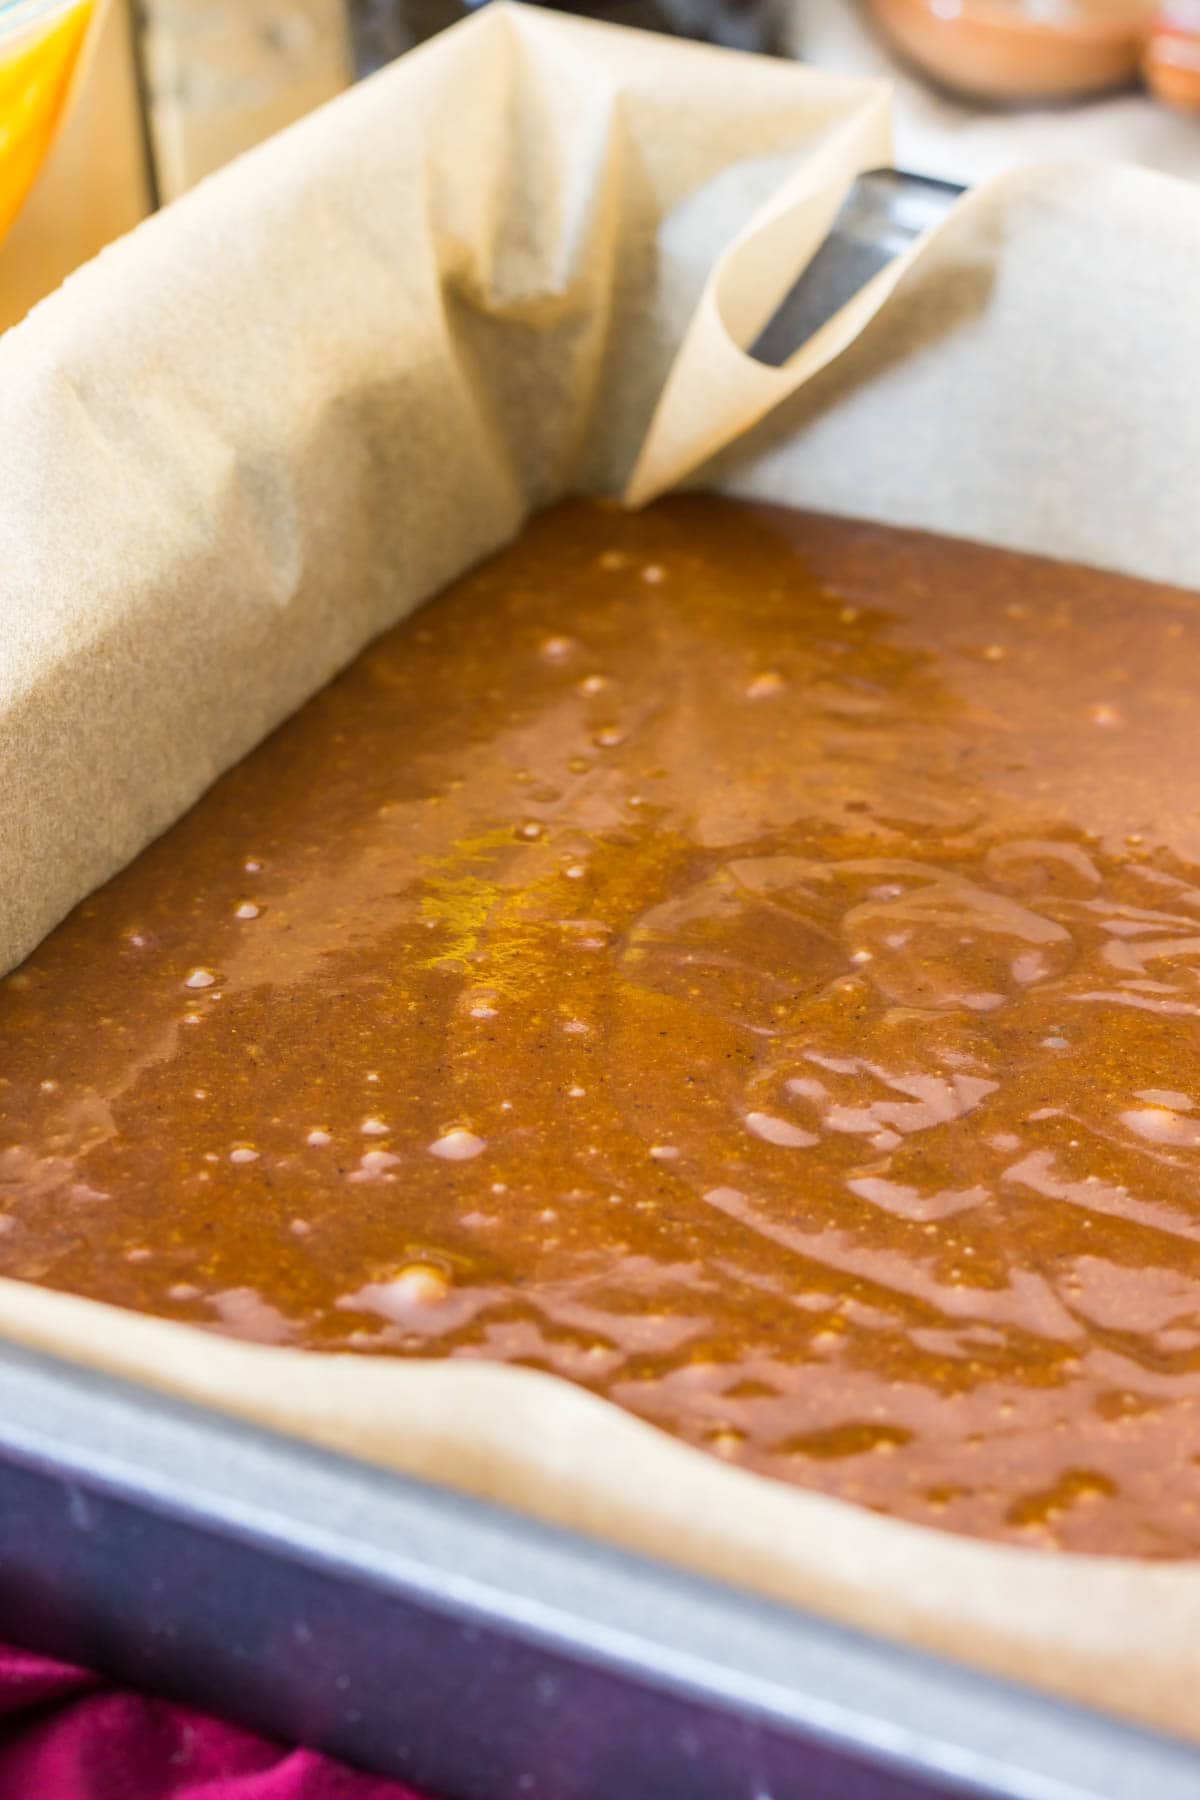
[788,0,1200,187]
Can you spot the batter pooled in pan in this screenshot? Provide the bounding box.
[3,497,1200,1556]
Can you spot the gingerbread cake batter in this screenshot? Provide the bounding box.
[3,497,1200,1555]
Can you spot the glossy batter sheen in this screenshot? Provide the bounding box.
[4,498,1200,1557]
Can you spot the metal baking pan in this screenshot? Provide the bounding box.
[750,166,964,368]
[2,1336,1199,1800]
[5,166,1195,1798]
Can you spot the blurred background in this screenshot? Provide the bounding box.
[2,0,1198,332]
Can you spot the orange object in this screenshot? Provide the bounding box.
[1143,1,1200,108]
[0,0,96,245]
[866,0,1152,103]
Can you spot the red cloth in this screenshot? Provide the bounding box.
[0,1644,430,1800]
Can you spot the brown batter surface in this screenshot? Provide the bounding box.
[4,497,1200,1556]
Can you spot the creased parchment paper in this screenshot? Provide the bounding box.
[3,1,1200,1741]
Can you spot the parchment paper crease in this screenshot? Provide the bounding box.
[3,2,1200,1740]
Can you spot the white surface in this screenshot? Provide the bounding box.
[788,0,1200,184]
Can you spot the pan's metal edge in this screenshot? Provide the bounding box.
[750,168,965,368]
[0,1337,1195,1800]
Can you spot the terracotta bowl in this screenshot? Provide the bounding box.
[1143,4,1200,108]
[865,0,1153,103]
